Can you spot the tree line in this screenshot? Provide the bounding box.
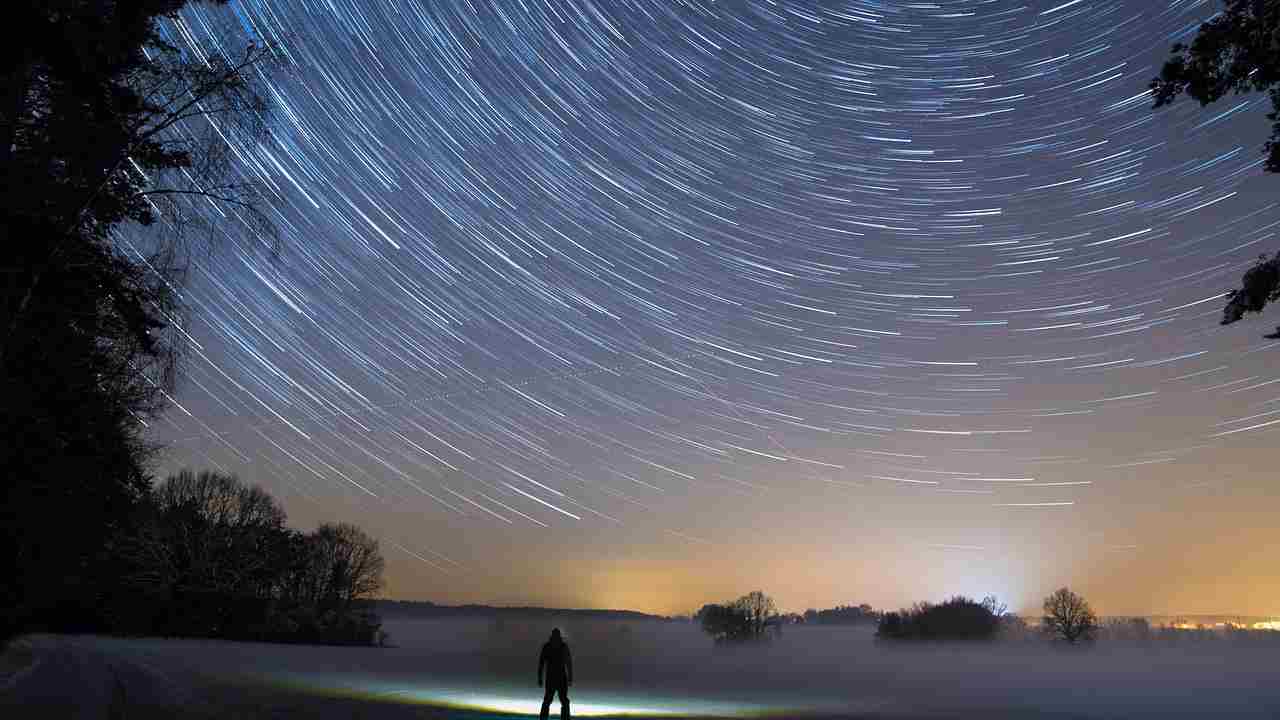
[803,604,878,625]
[1,0,278,645]
[695,591,780,644]
[697,588,1103,645]
[26,469,387,645]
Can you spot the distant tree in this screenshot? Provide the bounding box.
[1041,587,1098,644]
[1150,1,1280,334]
[697,603,751,644]
[1099,616,1152,642]
[980,595,1008,619]
[732,590,778,640]
[807,603,878,625]
[697,591,778,644]
[997,612,1032,642]
[876,611,904,639]
[1128,616,1152,641]
[877,595,1004,641]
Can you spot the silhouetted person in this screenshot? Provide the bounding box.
[537,627,573,720]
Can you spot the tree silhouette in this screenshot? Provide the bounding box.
[110,468,386,642]
[1151,1,1280,171]
[697,602,751,644]
[697,590,779,644]
[1041,587,1098,644]
[876,595,1007,641]
[803,603,877,625]
[1221,252,1280,335]
[1150,1,1280,333]
[306,522,386,615]
[3,0,276,367]
[0,0,275,641]
[116,470,292,635]
[732,590,778,640]
[146,470,288,597]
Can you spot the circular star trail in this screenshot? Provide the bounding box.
[145,0,1280,614]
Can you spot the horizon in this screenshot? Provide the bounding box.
[374,596,1280,622]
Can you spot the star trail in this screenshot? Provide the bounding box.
[143,0,1280,616]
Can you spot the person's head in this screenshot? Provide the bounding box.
[550,627,562,642]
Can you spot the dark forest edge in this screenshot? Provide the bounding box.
[5,469,388,649]
[2,0,284,653]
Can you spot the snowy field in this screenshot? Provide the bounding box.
[3,618,1279,718]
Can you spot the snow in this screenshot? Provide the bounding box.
[3,618,1278,718]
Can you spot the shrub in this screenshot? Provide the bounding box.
[697,591,779,644]
[877,596,1004,641]
[698,603,753,644]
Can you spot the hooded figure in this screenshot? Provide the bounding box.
[537,627,573,720]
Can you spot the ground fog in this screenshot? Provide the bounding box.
[12,616,1272,718]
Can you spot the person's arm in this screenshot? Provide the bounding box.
[537,645,545,686]
[565,644,573,685]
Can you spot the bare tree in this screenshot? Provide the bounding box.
[1,3,283,636]
[2,5,280,372]
[697,603,747,643]
[1041,587,1098,644]
[145,469,288,597]
[307,522,385,613]
[732,590,778,641]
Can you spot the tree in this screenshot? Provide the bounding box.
[1152,0,1280,171]
[1041,587,1098,644]
[0,0,275,641]
[110,469,386,643]
[876,611,905,639]
[305,522,386,614]
[1151,2,1280,332]
[1220,252,1280,335]
[876,595,1005,641]
[0,222,173,639]
[806,603,878,625]
[2,0,275,368]
[696,591,779,644]
[697,602,751,644]
[732,590,778,640]
[117,469,292,635]
[146,469,289,598]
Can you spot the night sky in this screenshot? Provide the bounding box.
[145,0,1279,617]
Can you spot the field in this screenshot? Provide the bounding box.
[3,618,1278,718]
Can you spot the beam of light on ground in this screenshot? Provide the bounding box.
[256,671,799,718]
